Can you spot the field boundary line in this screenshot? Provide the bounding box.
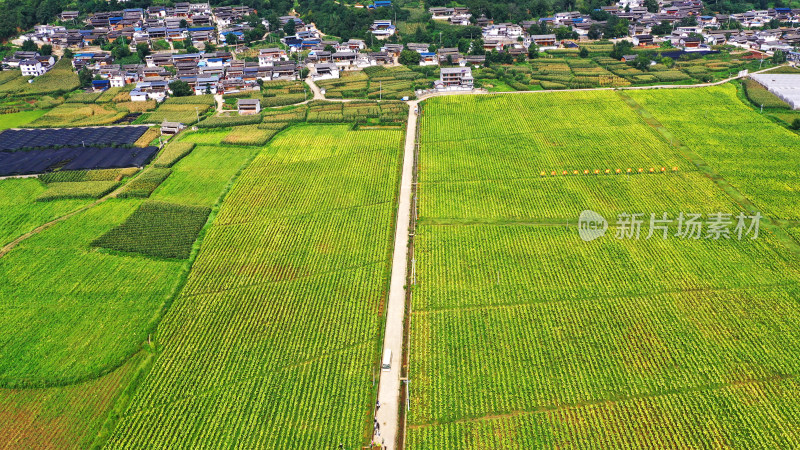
[374,100,418,450]
[92,130,288,447]
[115,340,376,421]
[407,373,798,430]
[412,280,800,315]
[0,168,154,259]
[618,90,800,259]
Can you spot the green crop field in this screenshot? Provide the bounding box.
[3,81,800,449]
[0,136,270,446]
[106,124,403,447]
[407,88,800,448]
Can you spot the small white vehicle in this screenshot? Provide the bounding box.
[381,349,392,372]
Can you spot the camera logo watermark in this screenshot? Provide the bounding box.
[578,210,609,242]
[579,211,761,241]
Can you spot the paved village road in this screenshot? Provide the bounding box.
[373,99,417,449]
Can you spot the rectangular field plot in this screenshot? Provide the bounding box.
[0,126,150,151]
[0,146,157,177]
[410,89,800,448]
[627,85,800,220]
[149,144,257,208]
[419,92,689,185]
[107,125,404,447]
[413,224,799,311]
[408,376,800,449]
[410,285,800,424]
[420,170,739,222]
[92,201,211,259]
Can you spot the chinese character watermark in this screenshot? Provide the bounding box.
[579,210,760,241]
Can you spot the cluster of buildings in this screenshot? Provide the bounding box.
[429,7,473,26]
[2,51,57,76]
[18,3,260,52]
[73,49,301,101]
[445,2,800,57]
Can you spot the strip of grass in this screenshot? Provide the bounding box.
[36,181,120,201]
[116,168,171,198]
[152,142,195,167]
[0,110,48,130]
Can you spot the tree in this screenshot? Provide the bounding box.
[63,49,74,59]
[137,43,150,61]
[180,19,188,29]
[772,49,787,64]
[78,68,93,88]
[589,9,610,21]
[605,16,630,39]
[399,49,421,66]
[185,45,199,54]
[169,80,193,97]
[610,40,633,59]
[527,43,539,59]
[651,21,673,36]
[112,43,131,60]
[324,44,336,52]
[579,47,589,58]
[40,44,53,56]
[205,42,217,52]
[792,118,800,130]
[588,24,602,40]
[225,33,238,47]
[632,56,651,71]
[300,67,310,79]
[644,0,659,13]
[21,40,37,52]
[554,26,576,41]
[284,19,296,36]
[661,56,675,68]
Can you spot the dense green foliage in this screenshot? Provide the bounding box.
[92,201,211,259]
[36,181,119,201]
[0,178,90,247]
[628,85,800,220]
[152,142,195,168]
[107,125,403,447]
[117,167,172,198]
[743,78,790,109]
[408,88,800,448]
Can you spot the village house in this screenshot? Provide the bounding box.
[632,34,654,46]
[161,121,185,135]
[312,63,340,80]
[20,59,47,77]
[369,20,396,37]
[436,67,474,90]
[237,99,261,115]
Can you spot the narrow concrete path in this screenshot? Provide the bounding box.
[0,169,145,259]
[305,77,325,100]
[374,100,418,449]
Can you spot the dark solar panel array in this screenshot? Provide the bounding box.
[0,146,159,177]
[0,126,150,151]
